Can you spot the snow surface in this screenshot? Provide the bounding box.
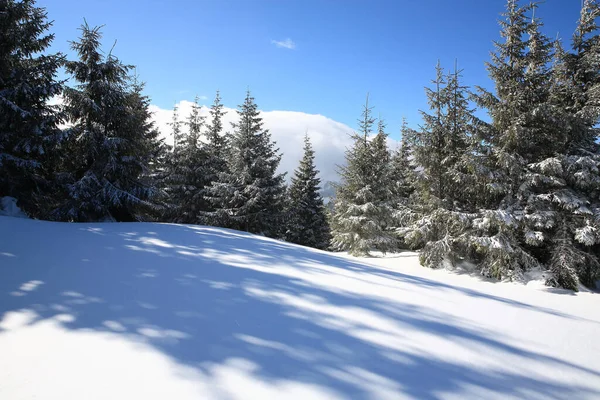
[0,216,599,400]
[0,197,27,218]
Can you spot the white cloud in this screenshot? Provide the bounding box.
[149,101,354,184]
[271,38,296,50]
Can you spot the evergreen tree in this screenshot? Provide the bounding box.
[0,0,63,216]
[125,78,169,220]
[515,0,600,290]
[397,63,482,268]
[160,105,182,221]
[331,96,397,256]
[433,0,600,289]
[205,91,286,237]
[447,1,545,280]
[171,105,183,153]
[162,97,213,224]
[203,91,229,197]
[390,119,416,202]
[414,62,450,207]
[54,23,155,221]
[285,133,331,250]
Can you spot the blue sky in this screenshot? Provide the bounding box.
[40,0,584,140]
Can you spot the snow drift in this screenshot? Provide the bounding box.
[0,216,599,399]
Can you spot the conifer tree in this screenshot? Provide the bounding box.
[390,119,416,202]
[331,96,397,255]
[160,105,182,221]
[162,97,213,224]
[442,1,544,280]
[0,0,63,216]
[171,105,182,153]
[120,78,167,220]
[515,0,600,290]
[397,63,481,267]
[203,91,229,192]
[285,133,331,250]
[205,91,285,236]
[442,0,600,287]
[54,23,155,221]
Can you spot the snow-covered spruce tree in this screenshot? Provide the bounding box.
[396,63,481,268]
[204,91,229,181]
[125,78,169,221]
[438,1,546,281]
[0,0,64,216]
[171,105,183,152]
[331,96,397,256]
[448,0,588,285]
[390,119,416,202]
[389,120,419,249]
[159,105,182,221]
[205,91,286,237]
[54,23,156,222]
[514,0,600,290]
[163,96,211,224]
[284,133,331,250]
[197,90,230,220]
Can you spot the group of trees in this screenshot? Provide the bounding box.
[331,0,600,291]
[0,0,330,250]
[2,0,600,291]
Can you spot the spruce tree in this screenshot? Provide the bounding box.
[390,119,416,202]
[162,97,214,224]
[54,23,155,221]
[205,90,286,237]
[397,63,482,268]
[443,1,543,280]
[515,0,600,290]
[444,0,600,287]
[0,0,63,216]
[331,96,397,256]
[285,133,331,250]
[125,78,169,220]
[203,91,229,195]
[160,105,183,221]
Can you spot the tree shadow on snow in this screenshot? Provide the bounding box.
[0,221,599,399]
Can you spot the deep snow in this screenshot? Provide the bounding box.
[0,216,599,399]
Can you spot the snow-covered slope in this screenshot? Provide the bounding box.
[0,217,599,400]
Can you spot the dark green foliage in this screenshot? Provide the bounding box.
[285,134,331,250]
[0,0,63,216]
[53,23,160,222]
[162,96,212,224]
[396,62,482,264]
[205,91,286,237]
[331,96,397,255]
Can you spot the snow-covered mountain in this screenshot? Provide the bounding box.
[0,216,599,399]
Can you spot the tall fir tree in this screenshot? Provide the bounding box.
[160,105,182,221]
[0,0,64,216]
[331,96,397,256]
[202,91,229,202]
[397,63,481,268]
[390,119,416,202]
[54,23,156,222]
[515,0,600,290]
[285,133,331,250]
[166,96,211,224]
[125,78,169,220]
[205,90,286,237]
[438,0,600,289]
[448,0,545,281]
